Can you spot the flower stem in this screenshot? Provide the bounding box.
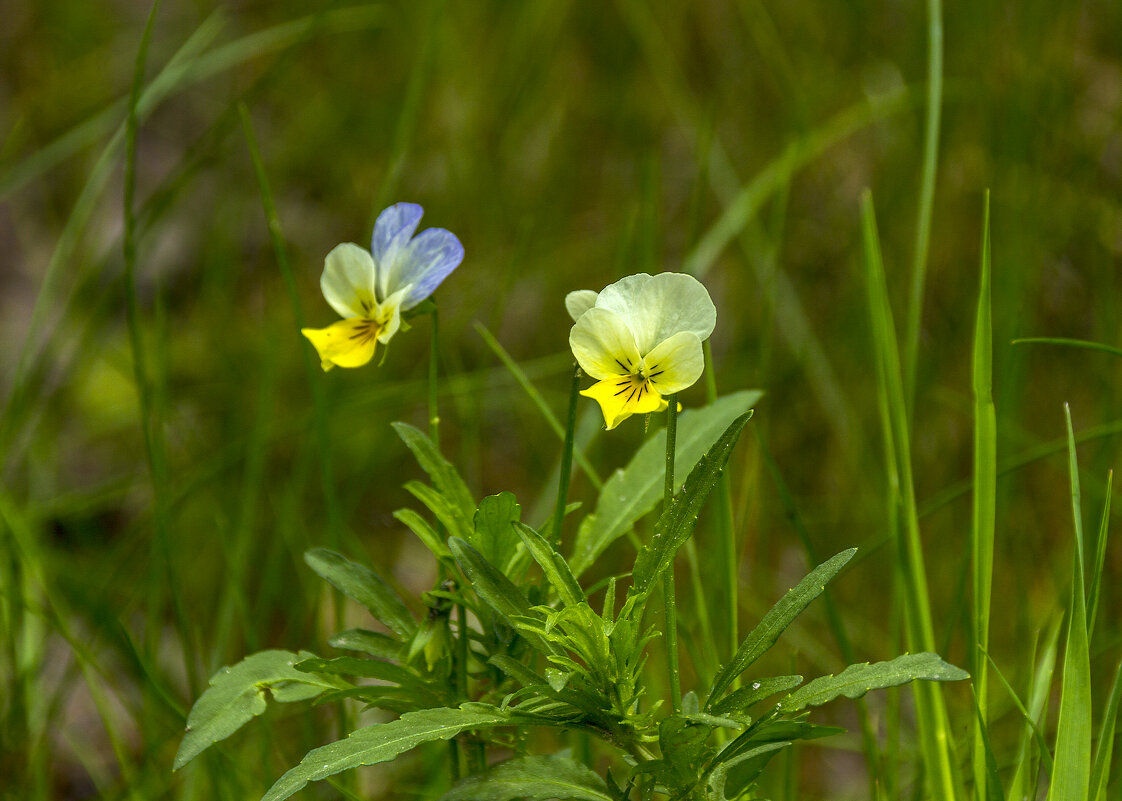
[663,393,682,711]
[428,305,441,446]
[553,364,582,548]
[705,339,739,663]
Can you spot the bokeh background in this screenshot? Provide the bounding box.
[2,0,1121,798]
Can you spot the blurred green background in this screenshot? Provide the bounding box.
[2,0,1121,798]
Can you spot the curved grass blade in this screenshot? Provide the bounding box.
[1012,338,1122,359]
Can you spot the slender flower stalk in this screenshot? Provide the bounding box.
[663,393,682,711]
[553,364,582,548]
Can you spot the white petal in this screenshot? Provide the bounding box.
[643,331,704,395]
[595,272,715,353]
[321,243,377,319]
[569,308,642,381]
[565,290,599,322]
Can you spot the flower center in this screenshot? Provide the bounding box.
[348,319,382,345]
[611,357,666,404]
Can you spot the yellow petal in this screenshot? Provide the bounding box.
[643,331,704,395]
[581,376,665,430]
[569,308,642,381]
[301,318,381,371]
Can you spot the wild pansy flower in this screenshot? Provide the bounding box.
[567,272,716,430]
[302,203,463,370]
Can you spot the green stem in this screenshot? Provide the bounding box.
[429,306,440,446]
[704,340,738,663]
[663,393,681,711]
[552,364,582,548]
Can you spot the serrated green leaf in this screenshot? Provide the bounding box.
[711,675,803,715]
[449,537,532,623]
[304,548,416,639]
[474,492,524,574]
[392,422,476,518]
[439,754,614,801]
[394,507,452,561]
[328,628,403,661]
[782,653,968,712]
[174,650,342,770]
[514,521,584,606]
[570,390,762,577]
[707,549,855,707]
[627,412,752,606]
[260,705,510,801]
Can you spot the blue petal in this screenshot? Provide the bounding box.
[398,228,464,309]
[371,203,424,294]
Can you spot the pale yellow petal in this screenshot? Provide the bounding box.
[569,308,641,381]
[581,376,664,430]
[595,272,716,353]
[643,331,704,395]
[301,318,381,371]
[564,289,599,322]
[321,244,377,319]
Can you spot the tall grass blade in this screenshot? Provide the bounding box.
[903,0,944,413]
[972,191,998,801]
[1045,405,1092,801]
[1090,660,1122,801]
[860,191,961,801]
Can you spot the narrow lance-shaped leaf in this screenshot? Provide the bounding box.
[260,705,510,801]
[514,521,584,607]
[781,653,969,712]
[628,412,753,605]
[304,548,416,639]
[707,549,855,708]
[174,650,344,770]
[394,507,451,561]
[404,480,473,542]
[570,390,762,577]
[440,754,615,801]
[392,421,476,519]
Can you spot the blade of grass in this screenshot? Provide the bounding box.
[902,0,944,416]
[1005,616,1063,799]
[1045,404,1092,801]
[474,322,601,489]
[860,191,961,801]
[239,103,342,552]
[1012,338,1122,359]
[972,191,997,801]
[1087,471,1112,641]
[1090,659,1122,801]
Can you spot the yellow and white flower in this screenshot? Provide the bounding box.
[567,272,716,430]
[302,203,463,370]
